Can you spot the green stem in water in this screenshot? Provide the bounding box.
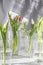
[28,36,32,56]
[1,31,6,65]
[37,30,42,59]
[12,33,18,56]
[3,43,6,65]
[37,18,43,60]
[0,23,6,65]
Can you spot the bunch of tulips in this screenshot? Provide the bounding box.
[8,13,23,55]
[0,12,43,65]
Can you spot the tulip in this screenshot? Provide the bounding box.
[0,22,8,65]
[37,18,43,60]
[18,17,22,22]
[28,19,37,57]
[8,13,21,55]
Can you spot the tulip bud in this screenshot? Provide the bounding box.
[18,17,22,22]
[31,19,34,28]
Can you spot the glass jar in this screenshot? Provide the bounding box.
[33,32,43,62]
[18,30,34,58]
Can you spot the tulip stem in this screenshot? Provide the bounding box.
[37,29,42,60]
[28,36,32,57]
[12,33,18,56]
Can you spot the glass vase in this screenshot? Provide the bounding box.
[9,26,19,58]
[33,33,42,62]
[18,30,33,58]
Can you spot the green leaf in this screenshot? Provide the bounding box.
[0,22,2,31]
